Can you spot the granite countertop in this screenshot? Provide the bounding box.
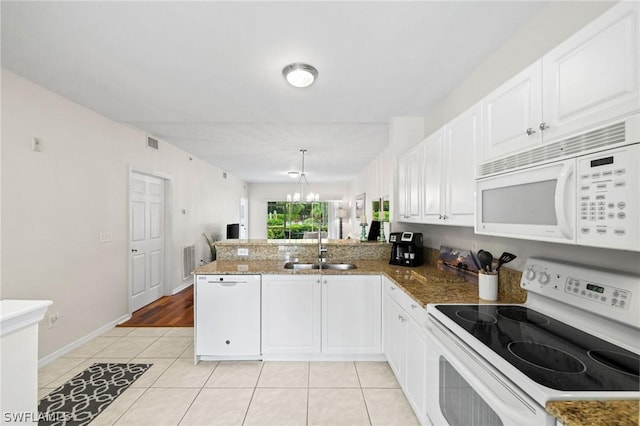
[193,259,634,425]
[546,400,639,426]
[194,260,516,306]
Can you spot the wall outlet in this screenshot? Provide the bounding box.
[48,312,60,328]
[32,137,42,152]
[237,248,249,256]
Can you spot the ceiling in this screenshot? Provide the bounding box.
[1,1,548,184]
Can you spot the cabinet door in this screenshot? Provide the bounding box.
[480,61,543,162]
[444,103,480,227]
[421,129,444,224]
[405,144,423,222]
[542,2,640,142]
[322,275,381,354]
[397,155,408,221]
[405,317,428,423]
[383,290,406,380]
[261,275,321,354]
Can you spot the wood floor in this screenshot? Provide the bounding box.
[118,285,194,327]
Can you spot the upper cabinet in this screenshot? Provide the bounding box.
[542,1,639,141]
[480,61,543,162]
[422,104,479,227]
[480,2,640,164]
[397,143,423,223]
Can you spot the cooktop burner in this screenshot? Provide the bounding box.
[436,304,640,392]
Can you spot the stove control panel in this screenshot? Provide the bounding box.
[521,257,639,327]
[564,278,630,309]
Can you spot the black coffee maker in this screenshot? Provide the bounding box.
[389,232,424,267]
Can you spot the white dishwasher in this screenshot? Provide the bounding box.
[195,274,261,361]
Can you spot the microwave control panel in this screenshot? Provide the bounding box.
[576,144,639,251]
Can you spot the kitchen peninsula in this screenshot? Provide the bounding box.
[193,239,638,426]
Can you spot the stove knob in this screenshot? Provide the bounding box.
[525,268,536,280]
[538,272,550,284]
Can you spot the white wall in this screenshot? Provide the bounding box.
[1,70,247,359]
[357,1,640,275]
[423,1,616,136]
[350,117,424,238]
[247,183,350,239]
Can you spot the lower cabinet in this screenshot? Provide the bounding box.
[383,276,431,426]
[322,275,382,354]
[261,275,322,354]
[262,274,382,357]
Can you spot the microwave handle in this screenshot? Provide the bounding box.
[555,161,575,240]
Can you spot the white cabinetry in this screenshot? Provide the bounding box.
[383,281,406,378]
[422,104,479,227]
[322,275,381,354]
[195,275,261,360]
[262,274,382,358]
[542,1,639,141]
[382,277,430,425]
[261,275,321,355]
[481,1,640,163]
[397,143,423,222]
[480,61,543,162]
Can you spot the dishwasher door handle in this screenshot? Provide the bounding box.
[208,281,244,286]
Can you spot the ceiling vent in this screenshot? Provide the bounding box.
[147,136,159,150]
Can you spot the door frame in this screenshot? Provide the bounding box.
[127,167,173,314]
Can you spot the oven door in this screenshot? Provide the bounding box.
[425,316,555,426]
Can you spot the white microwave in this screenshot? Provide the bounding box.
[476,117,640,251]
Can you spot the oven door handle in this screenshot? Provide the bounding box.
[428,319,546,425]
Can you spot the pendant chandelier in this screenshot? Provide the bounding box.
[287,149,319,202]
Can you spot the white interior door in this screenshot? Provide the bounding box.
[130,172,165,311]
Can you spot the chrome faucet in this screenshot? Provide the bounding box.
[318,234,327,263]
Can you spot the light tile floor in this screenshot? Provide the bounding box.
[38,327,419,426]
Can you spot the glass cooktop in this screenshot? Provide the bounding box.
[435,304,640,392]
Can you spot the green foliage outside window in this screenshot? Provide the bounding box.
[267,201,328,239]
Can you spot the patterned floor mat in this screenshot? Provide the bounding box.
[38,363,152,425]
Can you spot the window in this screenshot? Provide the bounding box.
[267,201,328,239]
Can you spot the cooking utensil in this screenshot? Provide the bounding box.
[470,250,482,271]
[496,252,517,270]
[478,250,494,272]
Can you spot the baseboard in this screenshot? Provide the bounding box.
[38,313,132,368]
[172,281,193,295]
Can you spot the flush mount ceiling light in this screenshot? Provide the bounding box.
[282,62,318,88]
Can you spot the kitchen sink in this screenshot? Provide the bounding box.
[283,262,357,270]
[283,262,317,270]
[319,263,357,270]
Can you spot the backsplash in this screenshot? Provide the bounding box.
[215,239,391,262]
[425,246,526,303]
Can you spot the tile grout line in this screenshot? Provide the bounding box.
[174,361,217,426]
[241,361,266,425]
[354,362,374,426]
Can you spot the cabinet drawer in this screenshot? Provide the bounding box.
[387,281,427,327]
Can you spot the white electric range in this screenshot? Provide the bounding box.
[425,257,639,426]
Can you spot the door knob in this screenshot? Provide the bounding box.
[526,127,536,136]
[539,122,549,131]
